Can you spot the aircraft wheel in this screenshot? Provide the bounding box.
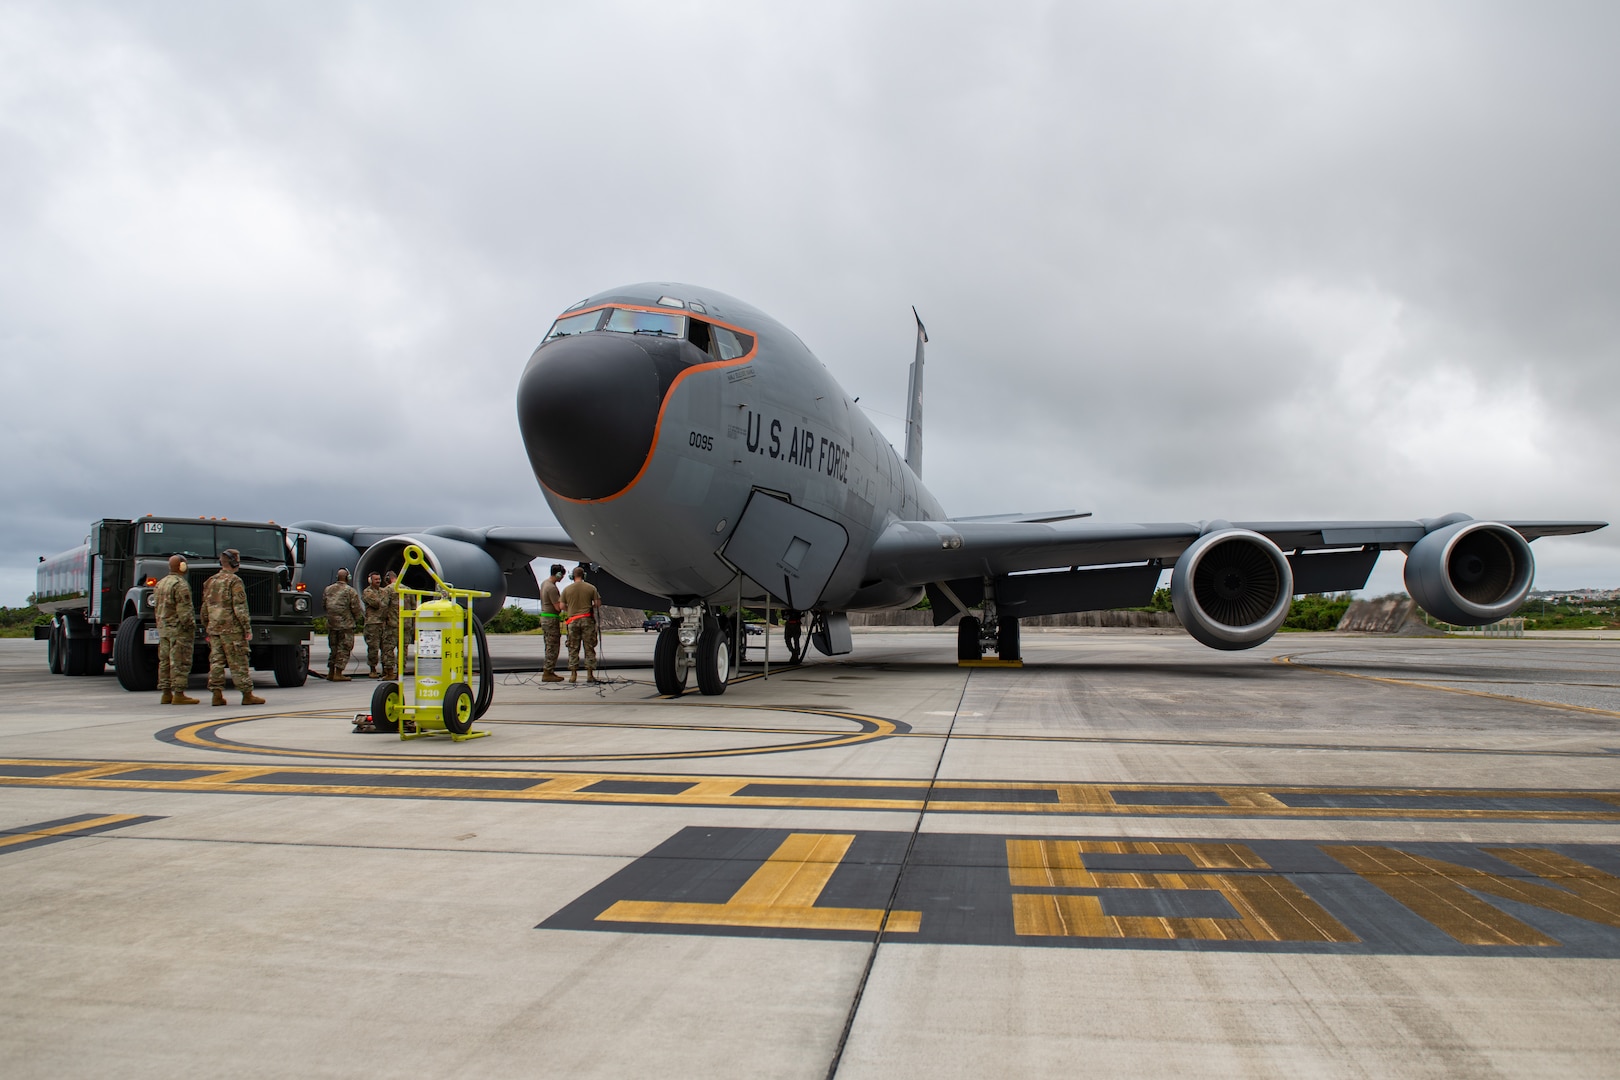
[695,619,730,696]
[997,617,1021,662]
[113,616,158,691]
[443,681,474,735]
[47,621,64,675]
[653,623,689,696]
[370,681,401,732]
[957,616,983,661]
[273,643,309,687]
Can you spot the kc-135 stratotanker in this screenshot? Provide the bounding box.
[293,282,1606,696]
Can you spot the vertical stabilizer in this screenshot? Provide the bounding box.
[905,307,927,477]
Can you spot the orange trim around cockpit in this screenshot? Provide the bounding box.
[539,302,760,505]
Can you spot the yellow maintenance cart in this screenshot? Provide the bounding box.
[366,545,493,741]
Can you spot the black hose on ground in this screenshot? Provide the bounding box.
[471,611,493,720]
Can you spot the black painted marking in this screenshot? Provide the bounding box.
[232,771,544,791]
[1111,790,1229,806]
[580,779,695,796]
[1273,793,1617,813]
[1,813,164,855]
[114,768,226,783]
[0,764,83,778]
[540,826,1620,956]
[731,783,1059,804]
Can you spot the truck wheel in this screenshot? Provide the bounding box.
[47,622,64,675]
[64,634,91,676]
[113,616,159,691]
[443,682,474,735]
[957,616,983,661]
[653,623,688,696]
[370,681,401,733]
[996,617,1021,662]
[272,644,309,687]
[695,619,730,696]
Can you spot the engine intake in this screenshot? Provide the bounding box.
[355,534,507,623]
[1404,520,1533,626]
[1171,529,1294,650]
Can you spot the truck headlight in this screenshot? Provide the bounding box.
[294,596,309,612]
[143,591,155,608]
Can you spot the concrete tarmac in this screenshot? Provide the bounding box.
[2,628,1618,1078]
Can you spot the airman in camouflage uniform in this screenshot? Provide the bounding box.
[203,548,264,706]
[323,569,365,682]
[361,571,388,678]
[381,571,400,679]
[154,554,199,705]
[539,563,566,682]
[561,565,602,683]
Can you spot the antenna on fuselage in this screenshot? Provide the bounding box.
[905,306,927,477]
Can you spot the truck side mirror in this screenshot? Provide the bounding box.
[294,534,307,565]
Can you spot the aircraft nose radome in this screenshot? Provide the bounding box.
[518,334,663,500]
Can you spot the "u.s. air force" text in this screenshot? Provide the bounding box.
[741,409,848,483]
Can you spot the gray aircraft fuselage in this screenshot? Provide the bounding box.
[517,283,941,611]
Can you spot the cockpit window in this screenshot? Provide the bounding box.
[544,309,606,340]
[712,326,753,360]
[603,308,685,337]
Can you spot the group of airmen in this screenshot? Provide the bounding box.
[320,568,398,682]
[150,548,268,707]
[151,555,607,703]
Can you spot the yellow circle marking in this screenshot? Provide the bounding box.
[164,702,901,762]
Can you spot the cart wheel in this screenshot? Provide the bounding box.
[443,681,474,735]
[370,681,401,733]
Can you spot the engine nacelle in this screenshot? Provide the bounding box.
[1171,528,1294,651]
[355,534,507,623]
[1404,520,1533,626]
[295,529,362,614]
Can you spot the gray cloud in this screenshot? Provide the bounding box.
[3,0,1616,604]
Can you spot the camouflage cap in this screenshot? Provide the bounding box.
[221,548,241,568]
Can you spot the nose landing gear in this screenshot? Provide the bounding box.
[654,605,733,696]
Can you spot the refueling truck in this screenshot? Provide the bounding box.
[34,516,316,690]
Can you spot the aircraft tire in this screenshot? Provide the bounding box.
[997,617,1021,662]
[113,616,158,691]
[695,620,730,696]
[653,623,688,696]
[272,643,309,687]
[370,681,401,732]
[47,621,64,675]
[443,682,474,735]
[957,616,983,661]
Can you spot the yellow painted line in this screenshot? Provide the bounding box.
[959,659,1023,668]
[3,758,1619,819]
[0,814,144,849]
[1274,653,1620,720]
[596,832,922,933]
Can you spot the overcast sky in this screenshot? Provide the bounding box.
[4,0,1617,606]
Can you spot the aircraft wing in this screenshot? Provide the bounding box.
[869,516,1607,585]
[868,515,1606,624]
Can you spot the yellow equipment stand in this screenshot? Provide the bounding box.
[368,545,492,741]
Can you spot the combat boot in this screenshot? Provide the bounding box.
[212,689,228,706]
[172,691,200,705]
[332,671,352,682]
[368,666,379,679]
[569,671,577,683]
[541,672,564,683]
[242,690,266,705]
[381,670,397,681]
[160,690,173,705]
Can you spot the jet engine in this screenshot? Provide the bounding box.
[354,534,507,623]
[1171,528,1294,651]
[295,528,362,614]
[1403,520,1533,626]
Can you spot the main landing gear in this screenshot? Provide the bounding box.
[654,605,738,697]
[956,606,1021,663]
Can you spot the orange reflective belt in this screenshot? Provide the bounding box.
[564,612,594,626]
